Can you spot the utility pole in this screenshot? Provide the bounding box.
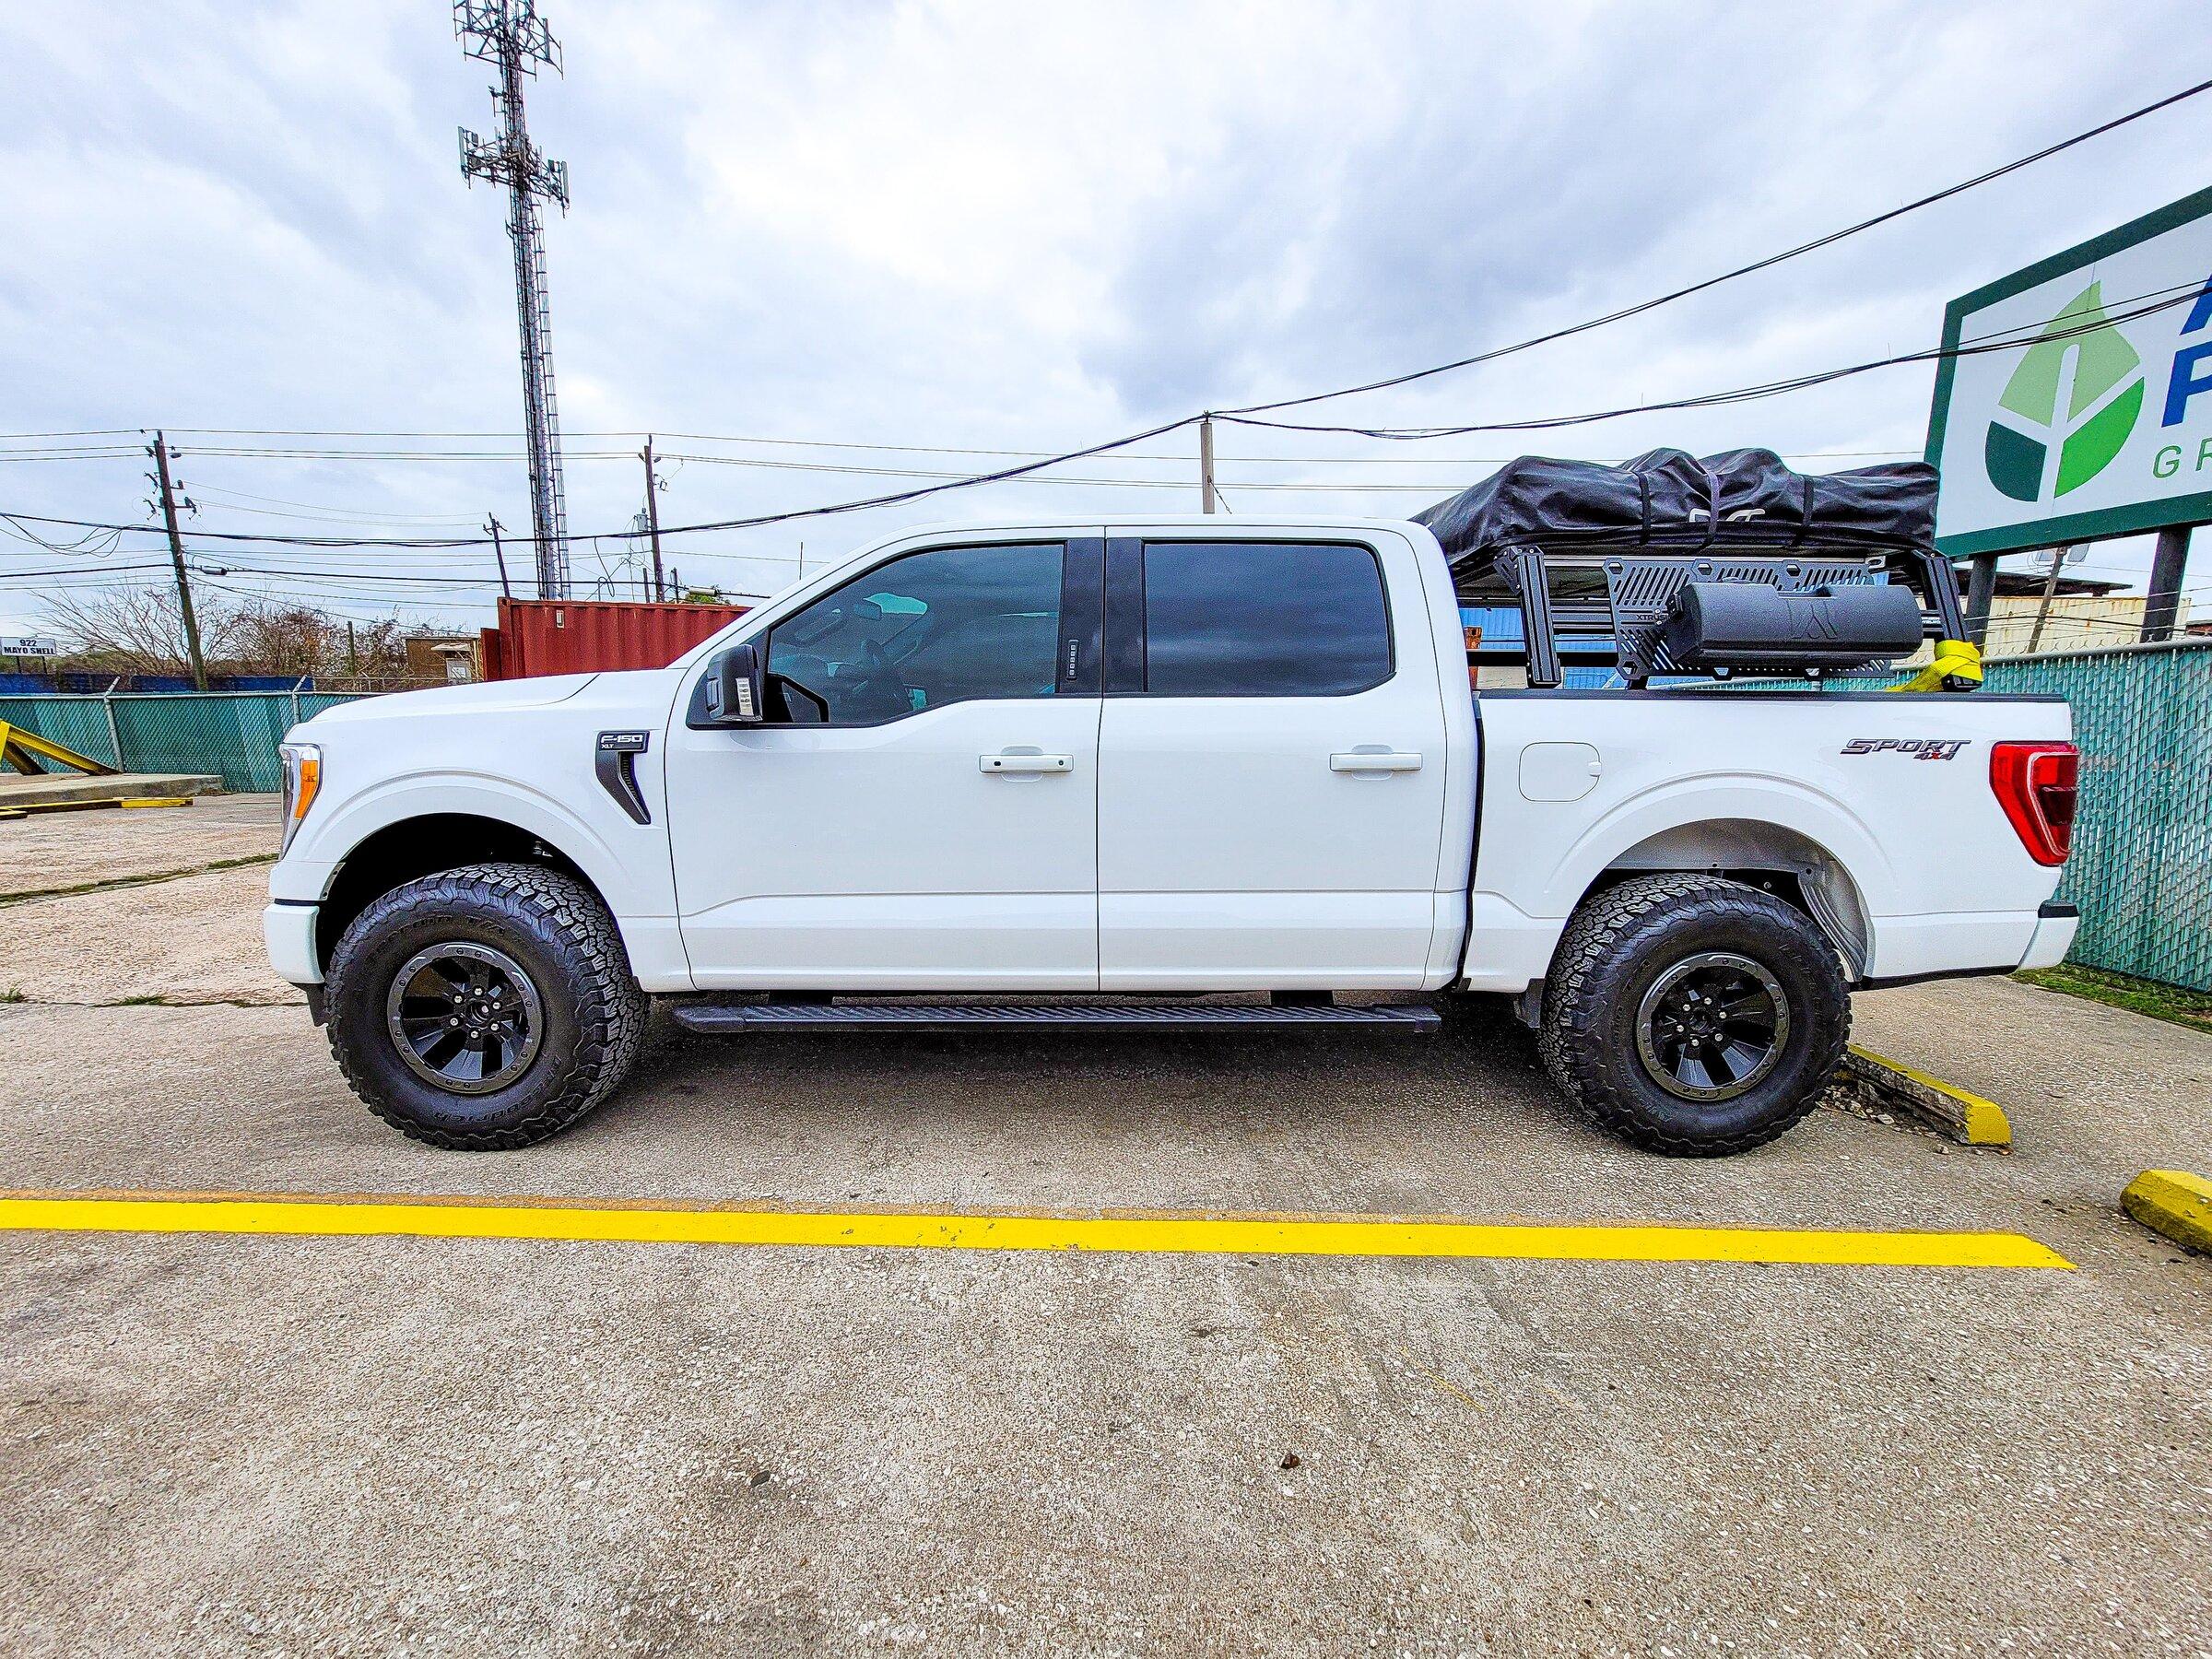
[2143,524,2192,641]
[2027,546,2071,655]
[1199,414,1219,514]
[1963,551,1998,647]
[147,431,207,691]
[485,514,513,599]
[641,435,666,601]
[456,1,572,599]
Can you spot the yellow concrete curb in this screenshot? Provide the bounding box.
[1838,1045,2012,1147]
[2122,1170,2212,1254]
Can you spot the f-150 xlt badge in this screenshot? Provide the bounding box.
[595,730,653,823]
[1841,737,1967,760]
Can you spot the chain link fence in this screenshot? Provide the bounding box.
[0,688,367,793]
[1996,641,2211,992]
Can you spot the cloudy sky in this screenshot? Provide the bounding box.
[0,0,2201,639]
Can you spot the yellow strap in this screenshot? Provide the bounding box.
[1890,638,1983,692]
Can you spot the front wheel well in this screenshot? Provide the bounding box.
[315,814,600,968]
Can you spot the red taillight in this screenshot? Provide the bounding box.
[1991,741,2077,865]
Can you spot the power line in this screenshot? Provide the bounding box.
[0,413,1202,547]
[0,429,142,439]
[1218,282,2201,441]
[7,82,2205,564]
[184,482,484,524]
[1221,74,2212,417]
[0,429,1918,465]
[13,280,2175,551]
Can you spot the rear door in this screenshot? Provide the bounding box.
[665,535,1106,989]
[1095,531,1449,989]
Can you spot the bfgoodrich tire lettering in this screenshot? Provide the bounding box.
[1537,874,1848,1157]
[324,862,648,1149]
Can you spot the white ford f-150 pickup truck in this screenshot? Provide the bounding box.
[264,500,2079,1157]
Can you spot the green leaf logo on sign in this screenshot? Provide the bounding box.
[1983,282,2146,502]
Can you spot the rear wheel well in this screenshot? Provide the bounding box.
[1583,819,1869,977]
[316,815,599,968]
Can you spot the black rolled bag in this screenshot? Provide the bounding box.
[1415,448,1939,576]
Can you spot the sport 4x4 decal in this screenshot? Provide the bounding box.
[1841,737,1968,760]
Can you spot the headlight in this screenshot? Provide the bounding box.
[279,742,322,853]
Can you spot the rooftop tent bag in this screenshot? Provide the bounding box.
[1414,448,1940,577]
[1415,448,1969,686]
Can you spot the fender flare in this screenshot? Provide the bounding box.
[290,771,667,921]
[1524,774,1899,922]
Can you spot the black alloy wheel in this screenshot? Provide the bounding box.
[1633,950,1790,1102]
[383,940,546,1096]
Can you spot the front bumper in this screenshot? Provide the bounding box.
[264,900,322,985]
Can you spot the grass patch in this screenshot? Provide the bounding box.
[2015,963,2212,1033]
[0,853,277,908]
[0,987,23,1004]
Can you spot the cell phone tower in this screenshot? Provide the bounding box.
[455,1,572,599]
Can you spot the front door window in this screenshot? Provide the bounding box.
[766,541,1065,724]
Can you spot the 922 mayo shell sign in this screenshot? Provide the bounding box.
[1926,185,2212,558]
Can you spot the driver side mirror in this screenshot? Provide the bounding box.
[705,641,765,724]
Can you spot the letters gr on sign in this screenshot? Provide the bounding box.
[1926,184,2212,558]
[1841,737,1968,761]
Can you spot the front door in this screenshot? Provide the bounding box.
[665,536,1104,989]
[1096,532,1449,989]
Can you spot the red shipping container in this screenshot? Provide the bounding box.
[478,596,748,680]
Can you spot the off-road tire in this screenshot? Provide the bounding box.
[1537,874,1848,1157]
[324,862,648,1149]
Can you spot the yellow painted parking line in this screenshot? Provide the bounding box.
[0,1189,2071,1269]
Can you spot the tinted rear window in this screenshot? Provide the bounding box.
[1141,540,1391,697]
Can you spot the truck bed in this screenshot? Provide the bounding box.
[1458,687,2074,991]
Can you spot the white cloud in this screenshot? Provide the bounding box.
[0,0,2203,635]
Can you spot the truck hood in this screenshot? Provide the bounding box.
[302,673,598,728]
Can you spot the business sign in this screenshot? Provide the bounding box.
[1927,184,2212,557]
[0,636,60,657]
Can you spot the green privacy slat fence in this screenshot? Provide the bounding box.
[1991,641,2211,993]
[0,690,366,794]
[1726,639,2212,992]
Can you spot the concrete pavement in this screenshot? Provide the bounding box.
[0,818,2206,1654]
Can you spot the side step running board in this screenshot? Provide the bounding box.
[668,1000,1441,1036]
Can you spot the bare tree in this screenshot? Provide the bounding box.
[41,582,220,677]
[352,618,410,681]
[43,583,446,687]
[215,600,332,678]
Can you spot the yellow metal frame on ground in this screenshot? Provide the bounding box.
[0,1189,2072,1270]
[0,720,115,778]
[0,796,191,821]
